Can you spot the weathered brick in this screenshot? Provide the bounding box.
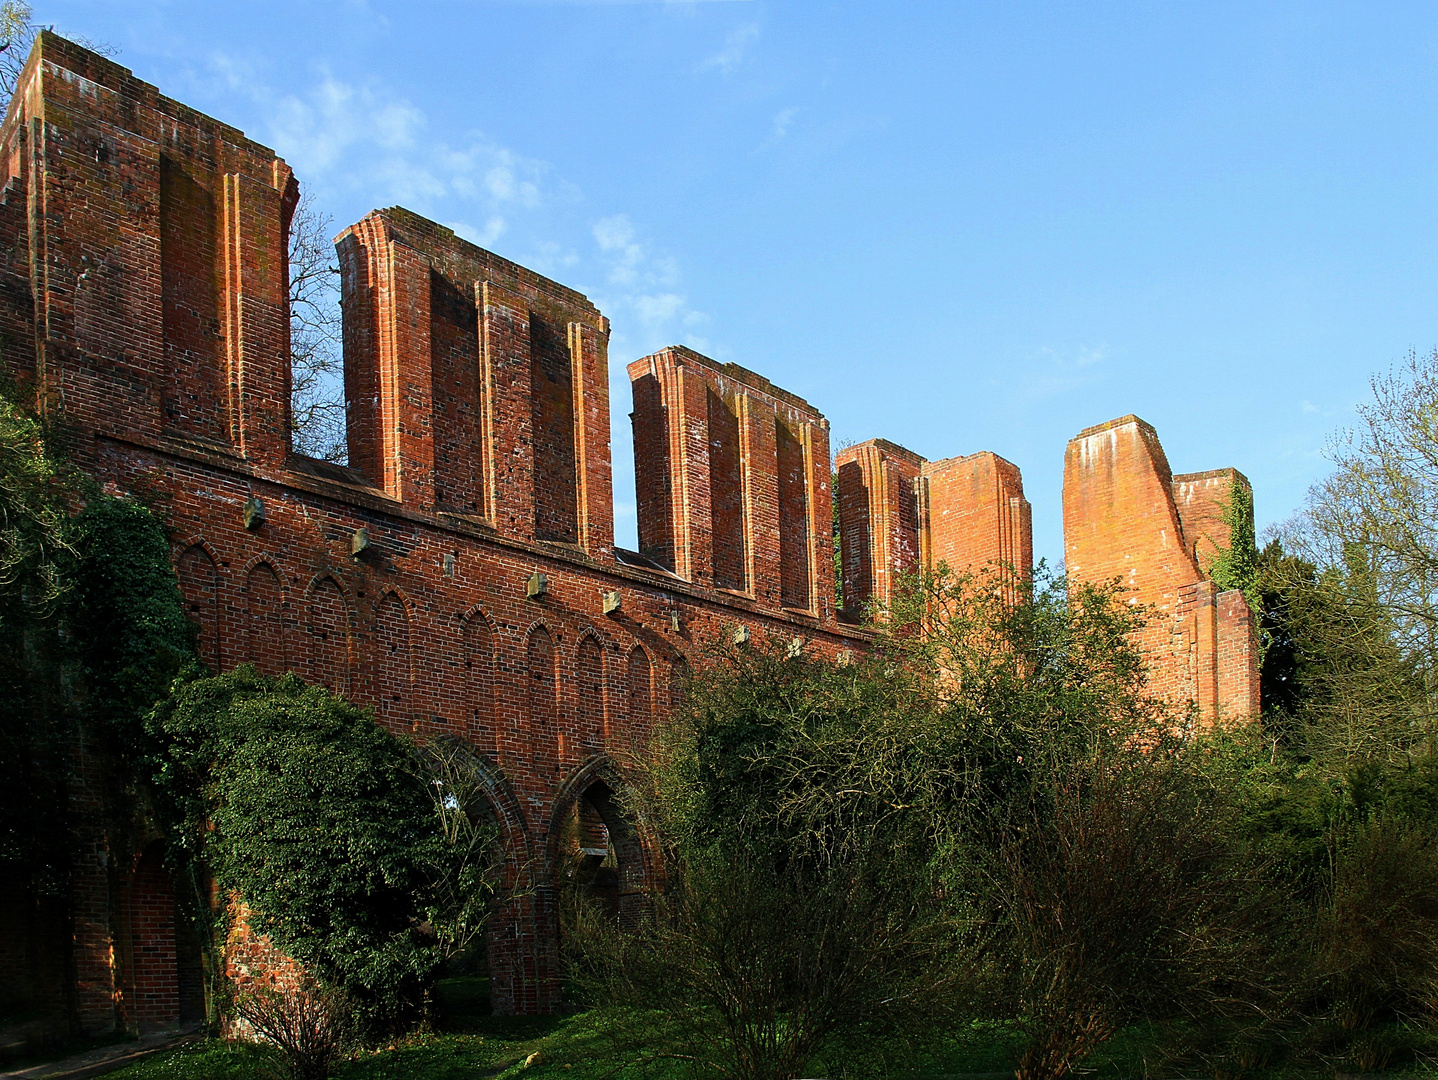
[1063,415,1260,723]
[0,31,1260,1034]
[0,32,867,1027]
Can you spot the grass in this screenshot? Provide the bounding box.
[106,981,1438,1080]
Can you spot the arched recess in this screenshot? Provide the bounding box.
[411,736,535,1016]
[627,645,652,732]
[243,560,287,677]
[576,634,606,751]
[305,574,353,695]
[462,610,495,753]
[374,589,414,728]
[527,625,558,767]
[176,543,220,672]
[549,755,651,932]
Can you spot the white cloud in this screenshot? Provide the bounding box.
[448,217,508,249]
[591,216,706,356]
[204,55,561,244]
[198,53,709,363]
[771,106,799,139]
[1015,343,1110,401]
[698,22,759,74]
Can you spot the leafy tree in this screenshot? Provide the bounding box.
[151,668,442,1035]
[880,566,1284,1080]
[574,638,967,1080]
[1255,538,1428,764]
[1298,348,1438,707]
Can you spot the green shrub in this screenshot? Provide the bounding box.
[151,668,442,1035]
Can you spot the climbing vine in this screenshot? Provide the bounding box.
[149,668,446,1035]
[1206,479,1260,617]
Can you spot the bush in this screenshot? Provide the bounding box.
[572,638,966,1080]
[234,978,351,1080]
[1321,818,1438,1030]
[151,668,442,1035]
[990,749,1286,1080]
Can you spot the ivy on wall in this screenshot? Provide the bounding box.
[150,668,444,1034]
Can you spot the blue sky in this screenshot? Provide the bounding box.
[40,2,1438,563]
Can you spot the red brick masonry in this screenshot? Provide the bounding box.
[0,34,1258,1033]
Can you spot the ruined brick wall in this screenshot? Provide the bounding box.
[919,452,1033,602]
[0,33,867,1031]
[628,347,834,618]
[834,439,923,619]
[835,441,1034,618]
[0,31,1264,1036]
[1062,416,1259,723]
[1172,467,1245,572]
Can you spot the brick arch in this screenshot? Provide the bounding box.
[175,541,221,673]
[626,644,653,732]
[373,587,415,729]
[437,744,535,1018]
[526,624,558,768]
[459,607,497,752]
[303,573,354,695]
[240,556,288,677]
[548,755,652,930]
[575,632,606,752]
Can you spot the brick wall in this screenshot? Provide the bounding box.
[627,347,834,617]
[1062,415,1259,722]
[0,33,867,1026]
[835,441,1033,618]
[834,439,923,618]
[919,451,1033,601]
[0,31,1262,1033]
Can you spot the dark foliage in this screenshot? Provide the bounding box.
[150,668,443,1035]
[573,640,967,1080]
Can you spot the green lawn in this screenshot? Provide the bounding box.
[107,981,1438,1080]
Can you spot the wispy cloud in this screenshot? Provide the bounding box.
[200,52,710,378]
[1012,343,1110,400]
[592,215,708,356]
[203,54,571,246]
[698,22,759,73]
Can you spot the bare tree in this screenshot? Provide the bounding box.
[1301,350,1438,673]
[287,192,346,462]
[234,978,352,1080]
[0,2,34,101]
[0,4,119,103]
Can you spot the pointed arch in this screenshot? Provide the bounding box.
[462,608,496,753]
[374,589,414,728]
[527,625,558,762]
[305,574,353,694]
[576,633,606,750]
[176,543,220,672]
[627,645,652,730]
[549,755,652,930]
[243,559,287,676]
